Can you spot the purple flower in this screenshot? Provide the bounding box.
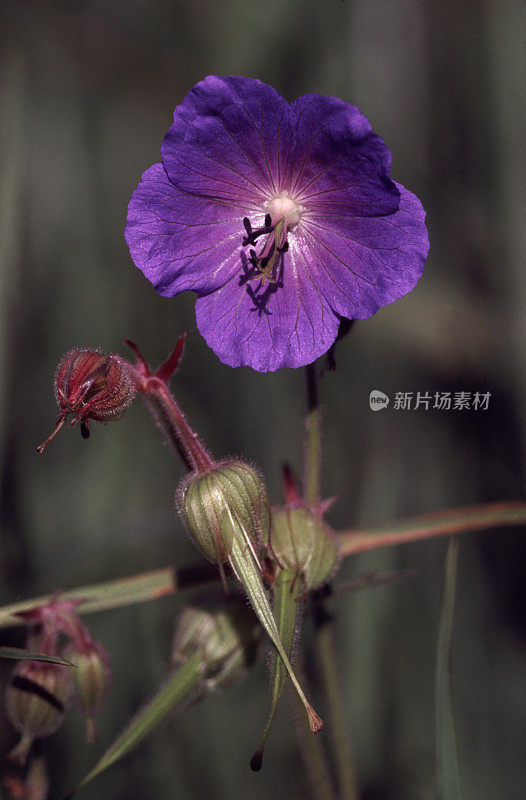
[125,76,429,372]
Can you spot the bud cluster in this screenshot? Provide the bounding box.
[5,599,111,763]
[33,340,345,778]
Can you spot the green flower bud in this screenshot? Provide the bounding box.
[172,594,261,693]
[6,661,71,764]
[177,460,270,569]
[62,640,111,745]
[270,505,339,590]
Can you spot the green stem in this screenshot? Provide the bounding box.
[304,363,322,506]
[436,537,463,800]
[315,604,359,800]
[294,655,336,800]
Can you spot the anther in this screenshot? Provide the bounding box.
[242,215,275,247]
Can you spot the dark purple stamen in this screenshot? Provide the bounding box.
[242,215,275,247]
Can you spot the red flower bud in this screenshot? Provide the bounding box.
[37,349,136,452]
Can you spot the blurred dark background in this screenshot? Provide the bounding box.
[1,1,525,798]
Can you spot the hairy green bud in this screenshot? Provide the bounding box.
[177,460,270,569]
[172,594,261,693]
[6,661,71,764]
[63,640,111,745]
[271,505,339,590]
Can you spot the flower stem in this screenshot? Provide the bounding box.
[304,362,322,506]
[293,654,336,800]
[435,537,463,800]
[126,339,214,474]
[139,377,213,473]
[313,598,359,800]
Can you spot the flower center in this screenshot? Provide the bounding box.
[242,192,301,285]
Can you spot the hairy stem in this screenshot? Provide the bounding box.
[139,377,213,473]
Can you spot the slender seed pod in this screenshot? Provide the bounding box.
[251,504,340,768]
[251,567,303,771]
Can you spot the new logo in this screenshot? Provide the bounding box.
[369,390,389,411]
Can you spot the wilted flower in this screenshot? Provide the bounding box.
[126,75,429,371]
[37,349,136,452]
[11,598,111,748]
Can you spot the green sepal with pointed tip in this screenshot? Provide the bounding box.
[0,647,74,666]
[227,509,322,734]
[251,567,304,769]
[64,653,202,799]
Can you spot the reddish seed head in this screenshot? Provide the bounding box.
[37,349,136,453]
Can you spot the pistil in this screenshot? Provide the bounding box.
[242,219,289,284]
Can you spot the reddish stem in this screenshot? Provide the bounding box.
[142,376,213,473]
[125,340,214,474]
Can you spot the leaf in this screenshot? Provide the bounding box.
[436,538,463,800]
[64,653,202,799]
[338,501,526,557]
[0,560,217,629]
[0,647,74,666]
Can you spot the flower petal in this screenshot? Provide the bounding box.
[125,76,430,372]
[161,76,294,205]
[125,163,246,296]
[290,94,400,217]
[298,183,429,319]
[194,244,341,372]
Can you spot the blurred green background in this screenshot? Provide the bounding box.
[1,0,525,797]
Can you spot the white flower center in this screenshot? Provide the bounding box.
[266,192,301,229]
[241,192,303,285]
